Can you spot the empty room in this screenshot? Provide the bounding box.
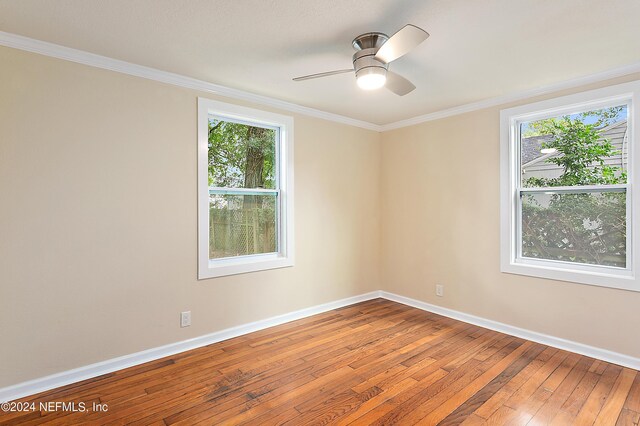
[1,0,640,424]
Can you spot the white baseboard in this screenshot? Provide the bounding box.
[2,289,639,402]
[380,291,640,371]
[0,291,382,402]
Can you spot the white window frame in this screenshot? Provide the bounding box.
[500,80,640,291]
[197,98,294,279]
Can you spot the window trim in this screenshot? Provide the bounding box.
[197,98,294,279]
[500,80,640,291]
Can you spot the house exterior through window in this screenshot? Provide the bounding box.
[500,81,640,291]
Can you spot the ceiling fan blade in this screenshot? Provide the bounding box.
[293,69,353,81]
[375,24,429,64]
[385,71,416,96]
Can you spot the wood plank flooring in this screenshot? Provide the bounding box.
[1,299,638,425]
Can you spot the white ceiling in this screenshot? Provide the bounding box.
[1,0,639,125]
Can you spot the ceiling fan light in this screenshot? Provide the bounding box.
[356,69,387,90]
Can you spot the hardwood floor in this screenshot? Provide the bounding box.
[1,299,638,425]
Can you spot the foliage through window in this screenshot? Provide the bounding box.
[519,106,628,268]
[208,119,278,259]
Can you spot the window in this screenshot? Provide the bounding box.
[198,98,294,278]
[500,81,640,291]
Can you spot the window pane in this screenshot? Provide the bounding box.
[520,105,628,187]
[521,191,626,268]
[208,118,277,189]
[209,194,277,259]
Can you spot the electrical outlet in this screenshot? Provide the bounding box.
[180,311,191,328]
[435,284,444,297]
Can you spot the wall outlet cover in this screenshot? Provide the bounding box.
[181,311,191,327]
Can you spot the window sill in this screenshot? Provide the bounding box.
[501,259,637,292]
[198,253,294,279]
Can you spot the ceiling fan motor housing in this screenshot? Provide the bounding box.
[352,32,389,80]
[353,48,388,79]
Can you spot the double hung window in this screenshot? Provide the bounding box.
[198,98,294,278]
[500,81,639,291]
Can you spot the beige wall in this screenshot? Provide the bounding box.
[0,47,382,387]
[380,73,640,359]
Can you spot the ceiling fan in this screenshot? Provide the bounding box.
[293,24,429,96]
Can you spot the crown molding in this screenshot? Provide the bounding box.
[1,31,639,133]
[0,31,382,132]
[380,62,640,131]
